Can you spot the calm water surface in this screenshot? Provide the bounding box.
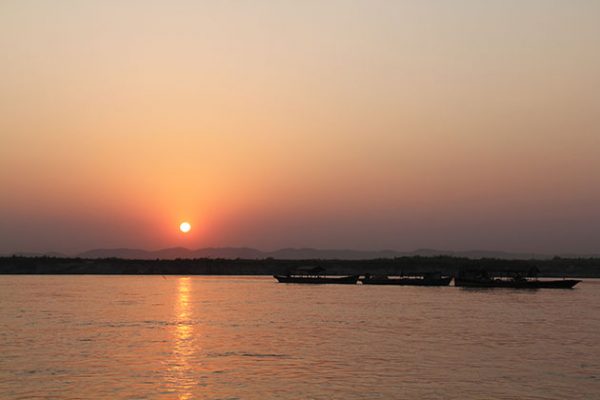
[1,276,599,399]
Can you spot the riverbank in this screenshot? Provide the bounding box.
[1,256,599,278]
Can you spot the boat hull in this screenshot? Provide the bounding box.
[454,278,581,289]
[273,275,359,284]
[360,277,452,286]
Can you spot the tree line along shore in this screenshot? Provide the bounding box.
[1,256,599,278]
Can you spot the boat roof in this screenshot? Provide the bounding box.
[293,266,326,274]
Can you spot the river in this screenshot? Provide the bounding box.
[1,276,599,399]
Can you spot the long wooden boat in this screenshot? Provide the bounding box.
[360,274,452,286]
[273,274,359,284]
[454,277,581,289]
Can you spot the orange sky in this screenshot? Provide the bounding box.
[1,1,599,254]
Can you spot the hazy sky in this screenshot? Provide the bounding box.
[1,1,599,254]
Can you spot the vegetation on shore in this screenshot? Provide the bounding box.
[1,256,599,278]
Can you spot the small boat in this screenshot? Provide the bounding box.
[273,266,359,284]
[455,278,580,289]
[455,268,581,289]
[360,272,452,286]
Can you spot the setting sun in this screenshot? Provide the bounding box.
[179,222,191,233]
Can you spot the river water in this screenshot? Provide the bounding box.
[1,276,599,399]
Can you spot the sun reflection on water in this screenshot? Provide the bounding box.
[168,277,195,399]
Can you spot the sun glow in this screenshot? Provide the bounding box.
[179,222,191,233]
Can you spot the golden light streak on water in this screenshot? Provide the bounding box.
[168,277,195,400]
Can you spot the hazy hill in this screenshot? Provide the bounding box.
[78,247,265,259]
[75,247,559,260]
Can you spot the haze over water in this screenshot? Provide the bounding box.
[2,2,599,398]
[1,276,599,399]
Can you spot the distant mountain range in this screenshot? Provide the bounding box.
[5,247,597,260]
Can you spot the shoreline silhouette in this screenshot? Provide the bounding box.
[2,255,598,278]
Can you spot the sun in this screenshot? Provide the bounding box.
[179,222,191,233]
